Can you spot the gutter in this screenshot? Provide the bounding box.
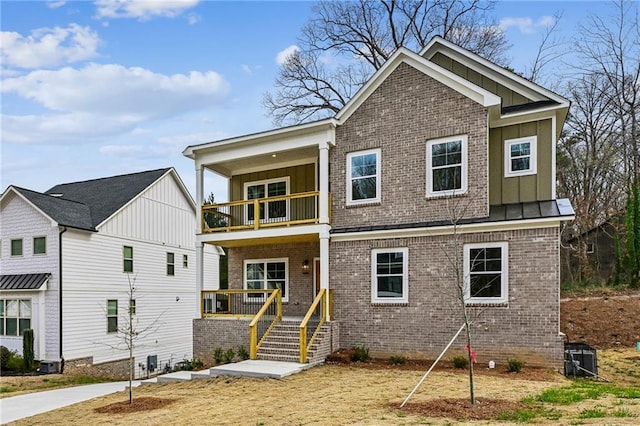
[59,226,67,362]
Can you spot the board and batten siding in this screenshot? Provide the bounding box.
[61,230,197,368]
[0,192,60,360]
[99,173,196,248]
[230,163,317,201]
[489,119,553,205]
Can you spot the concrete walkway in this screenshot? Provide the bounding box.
[0,360,311,423]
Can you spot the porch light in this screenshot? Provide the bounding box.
[302,260,310,274]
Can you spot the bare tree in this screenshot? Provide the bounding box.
[263,0,510,125]
[525,11,566,86]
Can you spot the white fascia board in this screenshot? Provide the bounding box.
[1,187,58,228]
[421,37,570,106]
[196,224,331,245]
[331,216,574,242]
[183,119,336,159]
[335,48,500,124]
[491,106,569,140]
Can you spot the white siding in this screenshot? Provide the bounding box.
[0,192,60,359]
[203,244,220,290]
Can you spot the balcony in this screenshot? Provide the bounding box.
[202,191,327,233]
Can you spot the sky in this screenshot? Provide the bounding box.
[0,0,618,201]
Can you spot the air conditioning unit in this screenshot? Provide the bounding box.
[39,360,60,374]
[564,342,598,377]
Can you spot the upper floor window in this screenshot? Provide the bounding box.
[464,242,508,304]
[33,236,46,255]
[123,246,133,273]
[183,254,188,268]
[371,248,408,304]
[244,177,289,223]
[426,135,468,197]
[347,149,381,205]
[11,239,23,257]
[244,258,288,302]
[167,252,175,276]
[107,299,118,333]
[504,136,537,177]
[1,299,31,336]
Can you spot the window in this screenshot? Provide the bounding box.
[129,299,136,315]
[0,299,31,336]
[123,246,133,273]
[244,259,288,302]
[504,136,537,177]
[371,248,408,303]
[11,239,23,256]
[167,252,175,276]
[183,254,188,268]
[464,242,508,304]
[107,300,118,333]
[426,135,468,196]
[244,178,289,223]
[33,236,46,255]
[586,242,595,254]
[347,149,381,205]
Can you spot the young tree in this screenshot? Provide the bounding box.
[263,0,510,125]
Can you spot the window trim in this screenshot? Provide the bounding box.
[33,236,47,255]
[371,247,409,304]
[243,258,289,303]
[123,246,133,273]
[167,252,175,276]
[426,135,468,197]
[346,148,381,206]
[243,177,290,224]
[504,136,537,177]
[183,254,188,268]
[10,238,23,257]
[107,299,118,333]
[0,299,32,336]
[464,242,509,305]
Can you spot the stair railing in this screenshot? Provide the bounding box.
[249,289,282,359]
[299,288,327,363]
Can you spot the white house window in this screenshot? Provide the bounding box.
[0,299,31,336]
[426,135,468,196]
[504,136,537,177]
[33,236,46,255]
[123,246,133,273]
[244,177,289,223]
[167,252,175,276]
[11,239,23,257]
[183,254,188,268]
[244,258,288,302]
[371,248,408,303]
[464,242,508,304]
[347,149,381,205]
[107,299,118,333]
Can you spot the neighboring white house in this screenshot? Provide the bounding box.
[0,168,220,378]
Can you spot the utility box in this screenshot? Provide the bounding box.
[39,360,60,374]
[147,355,157,372]
[564,342,598,378]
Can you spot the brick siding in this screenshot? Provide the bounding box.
[193,317,251,365]
[64,356,130,380]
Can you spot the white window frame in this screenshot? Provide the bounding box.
[243,177,290,224]
[426,135,468,197]
[464,242,509,304]
[167,252,175,276]
[504,136,537,177]
[371,247,409,304]
[0,299,32,336]
[123,246,133,273]
[346,148,381,205]
[10,238,23,257]
[243,258,289,303]
[107,299,118,333]
[33,236,47,255]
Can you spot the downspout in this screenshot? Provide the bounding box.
[59,226,67,364]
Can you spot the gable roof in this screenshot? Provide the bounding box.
[2,168,177,231]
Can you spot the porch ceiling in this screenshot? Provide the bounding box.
[203,232,319,248]
[204,145,318,177]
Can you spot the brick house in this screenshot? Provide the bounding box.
[184,37,574,368]
[0,168,220,378]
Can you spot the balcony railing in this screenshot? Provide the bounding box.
[202,191,325,232]
[201,289,281,317]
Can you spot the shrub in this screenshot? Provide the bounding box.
[389,355,407,365]
[23,329,35,371]
[222,348,235,364]
[237,346,249,360]
[0,346,14,370]
[350,346,370,363]
[6,354,26,372]
[507,358,524,373]
[452,355,469,369]
[213,348,224,364]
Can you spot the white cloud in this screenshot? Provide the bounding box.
[94,0,200,21]
[275,45,299,65]
[1,64,230,144]
[1,24,100,69]
[499,16,557,34]
[186,12,201,25]
[46,1,67,9]
[241,64,252,75]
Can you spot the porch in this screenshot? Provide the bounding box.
[195,289,337,365]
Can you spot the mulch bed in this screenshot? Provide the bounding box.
[94,397,177,414]
[398,397,528,420]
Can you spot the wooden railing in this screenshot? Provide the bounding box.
[249,289,282,359]
[202,191,324,232]
[299,288,327,363]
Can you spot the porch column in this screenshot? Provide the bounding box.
[319,141,330,224]
[195,166,203,233]
[320,231,330,320]
[195,243,204,317]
